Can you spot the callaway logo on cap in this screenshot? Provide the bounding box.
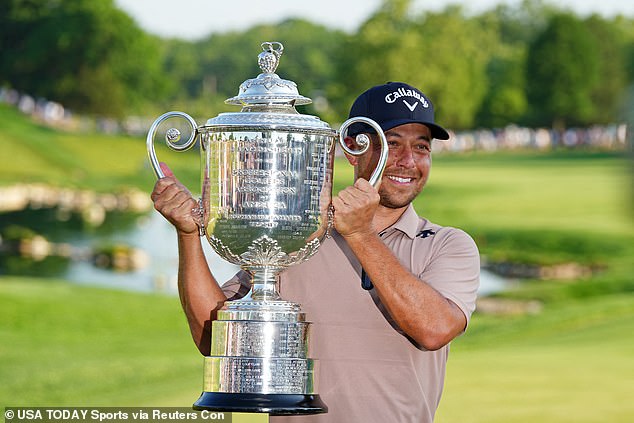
[347,82,450,140]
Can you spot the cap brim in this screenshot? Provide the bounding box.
[347,118,450,140]
[380,118,450,140]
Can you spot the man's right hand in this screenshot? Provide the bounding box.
[150,162,200,236]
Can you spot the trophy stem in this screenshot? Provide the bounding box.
[248,267,282,302]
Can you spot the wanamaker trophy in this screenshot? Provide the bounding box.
[146,42,388,415]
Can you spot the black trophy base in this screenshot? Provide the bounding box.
[193,392,328,415]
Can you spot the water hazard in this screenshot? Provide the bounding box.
[0,185,506,296]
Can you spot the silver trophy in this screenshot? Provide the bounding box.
[147,42,388,415]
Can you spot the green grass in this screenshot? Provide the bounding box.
[1,278,632,422]
[423,151,633,238]
[0,277,200,406]
[437,294,634,423]
[334,150,634,287]
[0,104,199,192]
[335,149,633,239]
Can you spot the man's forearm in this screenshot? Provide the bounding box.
[343,232,466,350]
[177,232,227,355]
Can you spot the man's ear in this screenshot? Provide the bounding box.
[342,136,359,166]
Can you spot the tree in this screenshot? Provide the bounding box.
[490,0,556,46]
[525,13,600,128]
[339,1,495,130]
[476,50,528,128]
[172,19,344,121]
[585,15,627,124]
[336,0,417,118]
[0,0,169,116]
[584,15,629,124]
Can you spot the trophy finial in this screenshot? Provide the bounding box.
[225,41,311,107]
[258,42,284,74]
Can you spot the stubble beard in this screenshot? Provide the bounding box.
[378,185,422,209]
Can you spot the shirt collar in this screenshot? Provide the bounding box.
[380,204,421,239]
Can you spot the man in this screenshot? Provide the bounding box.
[152,82,480,422]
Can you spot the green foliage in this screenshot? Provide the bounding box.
[340,2,495,129]
[158,19,346,121]
[150,2,634,129]
[2,0,634,125]
[338,0,414,97]
[0,0,169,116]
[486,0,555,45]
[525,13,601,127]
[585,15,630,124]
[476,52,528,127]
[1,224,36,240]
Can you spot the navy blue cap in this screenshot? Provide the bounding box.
[347,82,450,140]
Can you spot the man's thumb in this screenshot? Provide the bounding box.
[160,162,174,178]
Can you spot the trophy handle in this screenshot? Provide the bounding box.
[146,111,199,179]
[337,117,388,188]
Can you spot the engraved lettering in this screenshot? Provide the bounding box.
[231,169,297,178]
[234,145,304,154]
[243,201,287,210]
[238,186,297,194]
[226,214,302,222]
[240,177,287,186]
[250,221,279,228]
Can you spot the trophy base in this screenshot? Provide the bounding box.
[193,392,328,415]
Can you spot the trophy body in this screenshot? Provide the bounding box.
[194,124,334,414]
[147,42,387,415]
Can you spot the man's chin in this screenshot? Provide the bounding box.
[380,185,425,207]
[379,196,417,209]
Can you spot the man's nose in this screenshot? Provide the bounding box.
[394,145,416,168]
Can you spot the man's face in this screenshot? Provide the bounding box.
[356,123,432,209]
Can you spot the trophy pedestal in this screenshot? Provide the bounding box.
[193,393,327,415]
[194,300,327,416]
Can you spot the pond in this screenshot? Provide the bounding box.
[0,203,508,297]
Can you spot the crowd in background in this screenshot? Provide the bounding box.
[0,88,150,136]
[2,87,628,153]
[437,124,628,152]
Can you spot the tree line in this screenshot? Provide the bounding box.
[1,0,633,130]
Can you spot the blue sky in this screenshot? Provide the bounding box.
[114,0,634,40]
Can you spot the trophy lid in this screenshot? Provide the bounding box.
[225,42,312,107]
[205,42,332,131]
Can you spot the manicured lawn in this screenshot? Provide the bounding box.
[437,294,634,423]
[0,277,200,406]
[2,278,632,422]
[0,104,198,191]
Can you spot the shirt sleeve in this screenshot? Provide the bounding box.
[220,269,252,301]
[418,227,480,328]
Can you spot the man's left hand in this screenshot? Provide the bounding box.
[331,178,380,238]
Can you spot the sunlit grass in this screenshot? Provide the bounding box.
[0,105,198,191]
[2,278,632,422]
[425,151,633,238]
[0,277,200,406]
[437,294,634,423]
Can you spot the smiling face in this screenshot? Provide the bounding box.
[355,123,432,210]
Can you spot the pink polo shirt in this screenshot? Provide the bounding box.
[270,204,480,422]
